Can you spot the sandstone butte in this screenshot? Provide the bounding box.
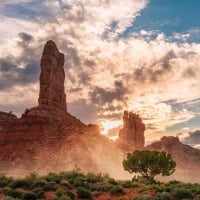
[0,41,200,182]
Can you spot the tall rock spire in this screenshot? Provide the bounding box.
[38,40,67,110]
[118,111,145,150]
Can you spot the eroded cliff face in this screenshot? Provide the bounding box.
[117,111,145,151]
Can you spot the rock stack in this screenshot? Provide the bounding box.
[118,111,145,151]
[39,40,67,110]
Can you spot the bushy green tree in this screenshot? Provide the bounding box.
[123,150,176,182]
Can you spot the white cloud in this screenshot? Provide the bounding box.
[1,0,200,142]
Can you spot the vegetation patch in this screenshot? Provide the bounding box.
[0,169,200,200]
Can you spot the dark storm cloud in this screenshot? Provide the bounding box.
[134,50,176,83]
[65,46,81,67]
[0,58,39,90]
[182,130,200,147]
[149,50,176,82]
[18,32,34,42]
[0,33,40,90]
[52,40,82,69]
[0,57,16,72]
[162,98,200,114]
[89,81,127,105]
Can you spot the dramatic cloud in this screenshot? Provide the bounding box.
[1,0,200,142]
[179,130,200,149]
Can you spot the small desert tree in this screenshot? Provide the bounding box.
[123,150,176,182]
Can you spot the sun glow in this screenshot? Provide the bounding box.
[101,120,122,135]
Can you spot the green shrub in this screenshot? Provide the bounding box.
[56,188,67,198]
[85,173,102,183]
[173,188,193,199]
[153,192,171,200]
[60,180,72,189]
[59,170,84,180]
[164,186,172,193]
[121,180,132,188]
[66,190,75,200]
[43,181,58,191]
[3,187,22,199]
[9,179,31,189]
[123,150,176,182]
[0,179,10,187]
[189,183,200,195]
[152,184,166,192]
[132,194,153,200]
[77,187,92,199]
[110,185,124,195]
[2,197,21,200]
[0,176,12,187]
[53,196,72,200]
[32,187,44,198]
[22,192,37,200]
[88,182,113,192]
[108,178,118,185]
[45,172,62,183]
[168,180,181,185]
[32,179,47,188]
[71,176,88,188]
[131,181,140,188]
[55,188,74,200]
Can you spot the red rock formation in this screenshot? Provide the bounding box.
[0,41,86,170]
[0,41,125,177]
[38,40,67,110]
[118,111,145,151]
[0,111,17,127]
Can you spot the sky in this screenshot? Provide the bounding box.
[0,0,200,148]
